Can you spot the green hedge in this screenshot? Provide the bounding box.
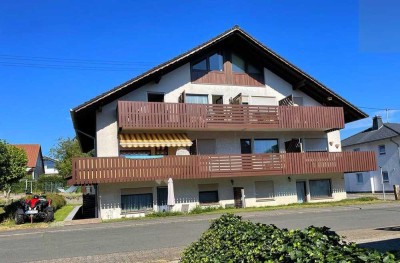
[180,214,398,263]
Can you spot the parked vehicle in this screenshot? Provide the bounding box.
[15,195,54,224]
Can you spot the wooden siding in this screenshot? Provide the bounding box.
[70,152,376,185]
[118,101,345,131]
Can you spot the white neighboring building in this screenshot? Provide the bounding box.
[342,116,400,193]
[43,156,59,175]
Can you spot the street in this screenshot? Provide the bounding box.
[0,203,400,263]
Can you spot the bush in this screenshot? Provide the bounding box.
[189,205,222,214]
[180,214,398,263]
[146,211,183,218]
[45,194,66,211]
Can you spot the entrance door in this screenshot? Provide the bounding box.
[233,187,243,208]
[157,187,168,212]
[296,181,307,203]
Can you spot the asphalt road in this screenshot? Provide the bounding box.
[1,203,400,263]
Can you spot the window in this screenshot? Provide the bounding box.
[353,148,360,152]
[232,53,262,76]
[232,53,245,73]
[192,53,223,72]
[382,171,389,183]
[303,138,328,152]
[209,53,224,71]
[240,139,252,154]
[44,160,55,169]
[356,173,363,183]
[186,94,209,104]
[309,179,332,199]
[155,147,168,155]
[255,181,274,201]
[254,139,279,153]
[121,188,153,212]
[199,184,219,204]
[379,145,386,155]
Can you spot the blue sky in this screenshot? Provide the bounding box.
[1,0,399,155]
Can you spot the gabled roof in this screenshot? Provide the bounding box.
[13,144,42,168]
[71,25,368,152]
[342,123,400,147]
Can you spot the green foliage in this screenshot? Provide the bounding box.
[50,137,90,178]
[37,175,66,192]
[180,214,398,263]
[189,205,222,214]
[147,211,183,218]
[0,140,28,190]
[44,194,66,210]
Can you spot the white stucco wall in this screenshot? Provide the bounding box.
[98,173,345,219]
[95,62,327,157]
[343,137,400,192]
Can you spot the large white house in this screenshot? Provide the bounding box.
[69,26,376,219]
[342,116,399,193]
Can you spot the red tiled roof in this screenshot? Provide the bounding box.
[13,144,41,168]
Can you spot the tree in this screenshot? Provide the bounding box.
[50,137,90,178]
[0,140,28,199]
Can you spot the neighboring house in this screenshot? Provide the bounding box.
[43,156,59,175]
[69,26,376,220]
[13,144,45,180]
[342,116,399,193]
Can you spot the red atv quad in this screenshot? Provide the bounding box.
[15,195,54,224]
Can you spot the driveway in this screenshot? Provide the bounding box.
[0,203,399,263]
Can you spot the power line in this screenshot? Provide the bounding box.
[0,54,156,66]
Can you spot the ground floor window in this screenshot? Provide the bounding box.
[382,171,389,183]
[356,173,363,183]
[121,193,153,212]
[198,184,219,204]
[255,181,274,201]
[309,179,332,199]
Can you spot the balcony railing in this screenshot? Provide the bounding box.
[70,152,376,185]
[117,101,345,131]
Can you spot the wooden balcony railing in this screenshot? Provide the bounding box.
[70,152,376,185]
[117,101,344,131]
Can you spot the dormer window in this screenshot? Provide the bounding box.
[192,53,223,72]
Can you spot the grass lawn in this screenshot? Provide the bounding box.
[54,205,75,222]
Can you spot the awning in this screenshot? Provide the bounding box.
[119,133,193,148]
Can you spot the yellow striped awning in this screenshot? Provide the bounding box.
[119,133,193,148]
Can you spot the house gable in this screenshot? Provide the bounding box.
[72,26,367,152]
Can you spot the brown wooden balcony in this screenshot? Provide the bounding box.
[117,101,345,131]
[70,151,376,185]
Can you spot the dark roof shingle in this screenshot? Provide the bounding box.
[342,123,400,147]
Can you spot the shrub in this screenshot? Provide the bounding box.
[45,194,66,211]
[180,214,398,263]
[189,205,222,214]
[146,211,183,218]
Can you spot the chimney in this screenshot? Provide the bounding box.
[372,116,383,130]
